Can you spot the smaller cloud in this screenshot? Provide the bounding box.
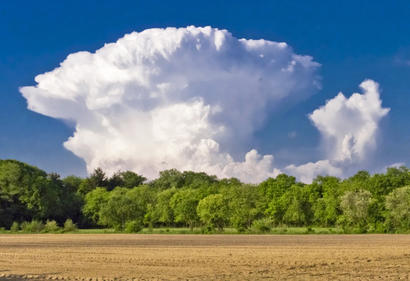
[385,162,406,169]
[285,160,343,183]
[220,149,281,183]
[309,79,389,163]
[286,79,390,183]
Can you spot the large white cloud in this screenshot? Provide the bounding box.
[286,80,390,182]
[20,26,320,182]
[20,26,390,183]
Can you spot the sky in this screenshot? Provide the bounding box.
[0,1,409,182]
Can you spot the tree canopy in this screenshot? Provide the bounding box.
[1,159,409,233]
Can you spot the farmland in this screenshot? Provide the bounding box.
[0,234,409,280]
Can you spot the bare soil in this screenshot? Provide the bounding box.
[0,234,409,280]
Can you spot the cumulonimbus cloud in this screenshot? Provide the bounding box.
[20,26,320,182]
[20,26,390,183]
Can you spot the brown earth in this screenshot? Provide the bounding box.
[0,234,409,280]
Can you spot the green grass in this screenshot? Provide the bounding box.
[76,228,118,234]
[0,227,352,235]
[70,226,345,235]
[139,227,238,234]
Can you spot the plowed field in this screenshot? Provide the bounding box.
[0,234,409,280]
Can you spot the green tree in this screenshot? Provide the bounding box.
[90,168,108,187]
[309,176,342,226]
[150,169,218,190]
[0,160,64,227]
[385,167,410,188]
[83,187,110,224]
[78,168,108,195]
[339,189,372,231]
[281,184,312,226]
[385,186,410,232]
[150,169,185,189]
[366,167,410,229]
[152,188,177,225]
[106,172,124,191]
[226,185,260,231]
[106,171,146,190]
[170,189,201,230]
[120,171,146,188]
[97,186,155,231]
[126,185,156,225]
[259,174,296,224]
[181,171,218,188]
[99,187,140,230]
[62,176,84,193]
[197,194,229,231]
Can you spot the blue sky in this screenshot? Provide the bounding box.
[1,1,409,179]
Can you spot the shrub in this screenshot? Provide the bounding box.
[10,222,19,232]
[63,219,78,232]
[236,226,247,233]
[21,220,44,233]
[125,220,143,233]
[44,220,61,233]
[304,227,315,234]
[20,221,29,232]
[251,218,273,233]
[200,225,214,234]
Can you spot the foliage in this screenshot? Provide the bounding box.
[281,184,313,226]
[310,176,342,226]
[150,169,217,190]
[10,221,19,232]
[88,186,155,231]
[385,186,410,232]
[21,220,44,233]
[44,220,61,233]
[63,219,78,232]
[197,194,229,231]
[261,174,296,224]
[152,188,177,225]
[118,171,147,189]
[251,218,273,233]
[125,220,144,233]
[0,160,59,227]
[83,187,110,224]
[170,188,202,230]
[339,189,372,231]
[98,188,140,230]
[1,159,410,233]
[226,184,260,231]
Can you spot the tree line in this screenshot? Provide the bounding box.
[0,159,409,233]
